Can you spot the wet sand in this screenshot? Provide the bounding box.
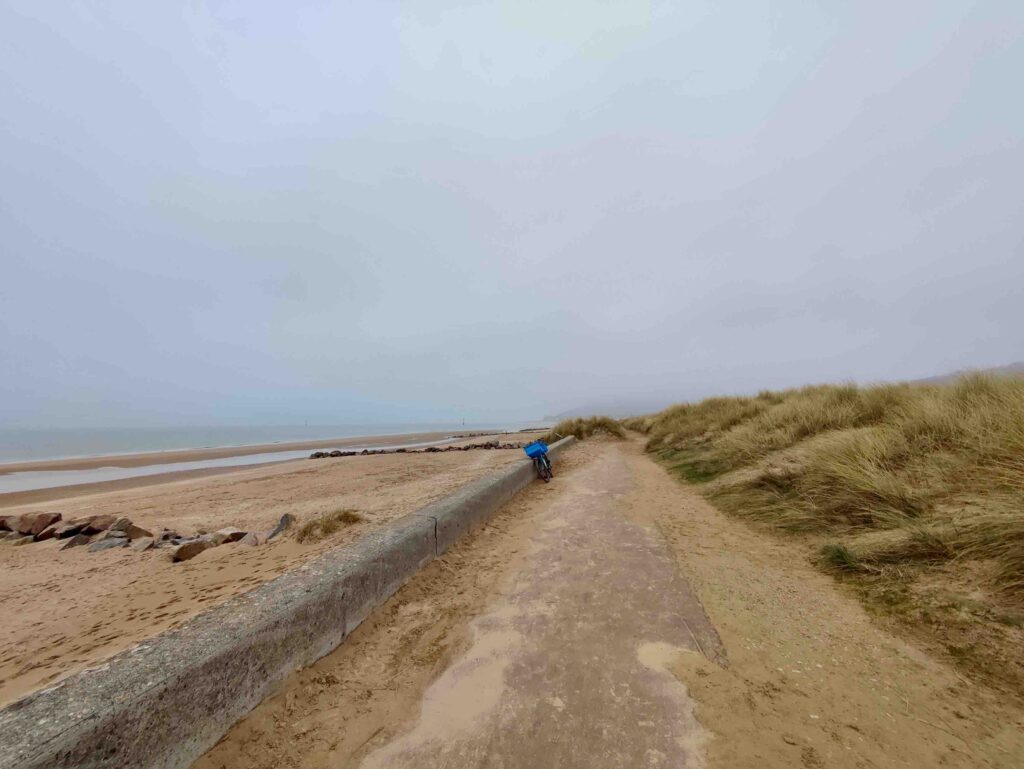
[0,430,509,509]
[0,430,493,475]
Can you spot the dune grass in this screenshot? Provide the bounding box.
[633,373,1024,689]
[542,416,625,444]
[634,374,1024,597]
[295,508,365,543]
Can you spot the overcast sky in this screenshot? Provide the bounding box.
[2,1,1022,427]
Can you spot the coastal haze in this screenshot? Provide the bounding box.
[3,5,1024,769]
[3,1,1023,445]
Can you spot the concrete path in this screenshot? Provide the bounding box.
[359,444,725,769]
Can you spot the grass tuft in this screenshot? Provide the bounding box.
[296,508,365,543]
[634,372,1024,595]
[542,416,625,443]
[820,543,863,572]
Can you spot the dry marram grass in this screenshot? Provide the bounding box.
[630,373,1024,689]
[296,509,365,543]
[542,416,624,443]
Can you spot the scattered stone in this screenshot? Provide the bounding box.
[61,534,92,550]
[2,531,23,542]
[155,530,181,546]
[215,527,247,543]
[267,513,296,541]
[171,539,215,562]
[13,512,62,536]
[89,537,128,552]
[98,529,129,541]
[108,517,149,537]
[35,523,62,542]
[329,450,343,457]
[80,515,116,535]
[238,531,266,547]
[131,537,155,552]
[124,523,153,540]
[0,515,12,531]
[12,535,35,546]
[203,532,229,546]
[31,513,57,535]
[51,522,86,539]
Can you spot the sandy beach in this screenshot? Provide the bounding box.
[0,430,498,474]
[0,430,511,508]
[0,441,533,706]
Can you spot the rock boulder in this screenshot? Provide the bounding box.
[267,513,296,541]
[214,527,247,543]
[171,539,215,562]
[13,512,62,536]
[89,538,128,553]
[79,515,116,535]
[60,534,92,550]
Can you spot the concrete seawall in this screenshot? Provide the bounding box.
[0,437,575,769]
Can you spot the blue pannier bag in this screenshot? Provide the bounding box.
[524,440,549,459]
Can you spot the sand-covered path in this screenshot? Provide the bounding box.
[358,439,721,768]
[196,440,1024,769]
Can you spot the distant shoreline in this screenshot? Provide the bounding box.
[0,430,499,476]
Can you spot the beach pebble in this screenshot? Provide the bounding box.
[132,536,155,552]
[61,533,92,550]
[89,538,128,552]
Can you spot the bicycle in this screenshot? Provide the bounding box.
[524,440,553,482]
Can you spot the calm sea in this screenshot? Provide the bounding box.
[0,423,530,464]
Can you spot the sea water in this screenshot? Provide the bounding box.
[0,423,521,465]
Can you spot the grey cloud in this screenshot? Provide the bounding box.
[2,0,1023,427]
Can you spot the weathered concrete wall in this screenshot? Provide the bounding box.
[0,437,574,769]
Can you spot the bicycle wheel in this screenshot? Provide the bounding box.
[533,457,550,482]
